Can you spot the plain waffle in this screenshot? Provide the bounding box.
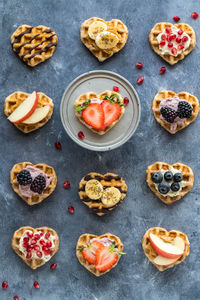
[149,22,196,65]
[78,172,127,216]
[152,90,199,134]
[146,162,194,204]
[76,233,124,276]
[4,91,54,133]
[10,162,57,205]
[142,227,190,271]
[80,17,128,62]
[11,24,58,67]
[74,90,125,135]
[12,226,59,269]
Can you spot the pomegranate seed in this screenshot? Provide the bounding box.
[176,37,181,43]
[137,77,144,85]
[46,241,52,248]
[27,246,32,252]
[177,44,184,50]
[14,296,19,300]
[31,239,36,245]
[33,281,40,289]
[68,205,74,214]
[27,232,33,238]
[160,67,166,74]
[34,234,40,240]
[45,233,50,239]
[191,12,198,19]
[169,34,176,41]
[42,246,49,251]
[26,252,32,259]
[136,62,143,69]
[50,263,57,270]
[173,16,180,22]
[40,232,44,236]
[113,86,120,92]
[78,131,84,139]
[2,281,8,289]
[168,43,173,48]
[44,249,51,255]
[161,34,166,40]
[178,29,183,35]
[171,48,177,55]
[23,237,29,243]
[36,251,42,258]
[34,245,40,251]
[22,242,28,248]
[55,142,62,150]
[39,239,46,246]
[63,180,70,189]
[159,41,165,47]
[182,36,188,42]
[123,97,129,105]
[165,27,172,34]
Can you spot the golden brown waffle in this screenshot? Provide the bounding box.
[146,162,194,205]
[76,233,124,276]
[80,17,128,62]
[10,162,57,205]
[142,227,190,271]
[12,226,59,269]
[78,172,127,216]
[152,90,199,134]
[11,25,58,67]
[4,91,54,133]
[74,91,125,135]
[149,23,196,65]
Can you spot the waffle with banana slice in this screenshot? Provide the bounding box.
[142,227,190,271]
[78,172,127,216]
[80,17,128,62]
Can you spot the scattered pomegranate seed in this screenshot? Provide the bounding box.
[45,233,50,239]
[46,241,52,248]
[36,251,43,258]
[160,67,166,74]
[2,281,8,289]
[68,206,74,214]
[55,142,62,150]
[123,97,129,105]
[182,36,188,42]
[137,77,144,85]
[161,34,166,40]
[173,16,180,22]
[26,252,32,259]
[50,263,57,270]
[169,34,176,41]
[40,232,44,237]
[178,29,183,35]
[63,180,70,189]
[78,131,85,139]
[177,44,184,50]
[176,37,181,43]
[159,41,165,47]
[33,281,40,289]
[113,86,120,92]
[165,28,172,34]
[191,12,198,19]
[14,296,19,300]
[168,43,173,48]
[171,48,177,55]
[136,62,143,69]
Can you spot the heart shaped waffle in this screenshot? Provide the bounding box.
[74,90,125,135]
[11,25,58,67]
[146,162,194,204]
[10,162,57,205]
[76,233,124,276]
[152,90,199,134]
[78,172,127,216]
[80,17,128,62]
[12,226,59,269]
[4,91,54,133]
[142,227,190,271]
[149,23,196,65]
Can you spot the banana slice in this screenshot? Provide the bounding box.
[88,21,107,40]
[85,179,103,200]
[95,31,119,50]
[101,187,121,208]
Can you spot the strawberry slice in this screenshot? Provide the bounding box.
[82,240,104,265]
[101,100,121,129]
[82,103,104,130]
[96,246,118,271]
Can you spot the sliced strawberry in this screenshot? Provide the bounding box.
[82,103,104,130]
[82,240,104,265]
[101,100,121,129]
[95,246,118,271]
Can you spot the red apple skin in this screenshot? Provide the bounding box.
[149,234,183,259]
[12,91,38,124]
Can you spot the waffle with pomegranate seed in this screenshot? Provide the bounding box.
[152,90,199,134]
[146,162,194,205]
[74,90,125,135]
[11,25,58,67]
[10,162,57,205]
[12,226,59,269]
[80,17,128,62]
[78,172,127,216]
[4,91,54,133]
[142,227,190,271]
[149,23,196,65]
[76,233,123,276]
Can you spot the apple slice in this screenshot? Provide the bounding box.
[8,91,38,123]
[22,105,50,124]
[149,233,184,259]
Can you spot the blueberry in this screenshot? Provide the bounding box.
[164,171,173,181]
[171,182,180,192]
[158,182,170,194]
[151,172,163,183]
[173,173,183,182]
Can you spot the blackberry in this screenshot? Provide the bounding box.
[30,175,46,194]
[177,101,193,119]
[17,170,32,186]
[160,107,177,123]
